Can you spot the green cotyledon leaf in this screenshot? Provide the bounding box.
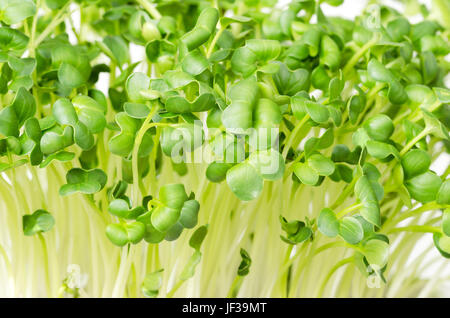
[231,39,281,77]
[105,222,145,246]
[23,209,55,236]
[52,97,105,151]
[108,112,155,158]
[318,208,339,237]
[0,27,28,55]
[367,59,407,104]
[221,79,259,133]
[108,199,146,220]
[181,7,219,51]
[355,176,381,227]
[226,162,263,201]
[237,248,251,276]
[59,168,107,196]
[165,93,215,114]
[248,149,285,181]
[0,87,35,137]
[0,0,36,25]
[189,225,208,251]
[339,216,364,245]
[405,171,442,203]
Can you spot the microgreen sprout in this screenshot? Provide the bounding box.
[0,0,449,298]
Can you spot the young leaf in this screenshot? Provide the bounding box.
[142,269,163,298]
[226,162,264,201]
[339,216,364,245]
[59,168,107,196]
[237,248,252,276]
[318,208,339,237]
[23,209,55,236]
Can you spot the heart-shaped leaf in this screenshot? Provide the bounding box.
[165,93,215,114]
[23,209,55,236]
[106,222,146,246]
[362,239,389,267]
[108,199,146,219]
[59,168,107,196]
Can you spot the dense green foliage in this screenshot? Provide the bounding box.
[0,0,449,297]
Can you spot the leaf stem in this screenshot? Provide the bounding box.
[343,36,378,77]
[136,0,162,19]
[33,1,73,48]
[38,233,52,296]
[399,128,429,156]
[206,27,225,58]
[336,202,363,219]
[317,256,353,298]
[394,202,445,224]
[131,104,159,205]
[387,225,441,234]
[166,279,185,298]
[282,114,310,159]
[226,275,242,298]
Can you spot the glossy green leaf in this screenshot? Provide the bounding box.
[272,62,309,96]
[181,7,219,51]
[405,171,442,203]
[205,161,232,183]
[248,149,285,180]
[364,115,394,142]
[108,199,146,220]
[0,0,36,25]
[106,222,145,246]
[59,168,107,196]
[126,72,150,102]
[165,93,215,114]
[307,153,335,176]
[305,100,329,123]
[318,208,339,237]
[293,162,319,186]
[442,209,450,236]
[58,63,85,89]
[320,35,341,70]
[401,149,431,179]
[124,102,150,119]
[433,233,450,258]
[362,239,389,267]
[226,162,263,201]
[366,140,399,160]
[182,50,209,76]
[23,209,55,236]
[436,180,450,205]
[177,199,200,229]
[355,176,381,227]
[237,248,251,276]
[189,225,208,250]
[339,216,364,245]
